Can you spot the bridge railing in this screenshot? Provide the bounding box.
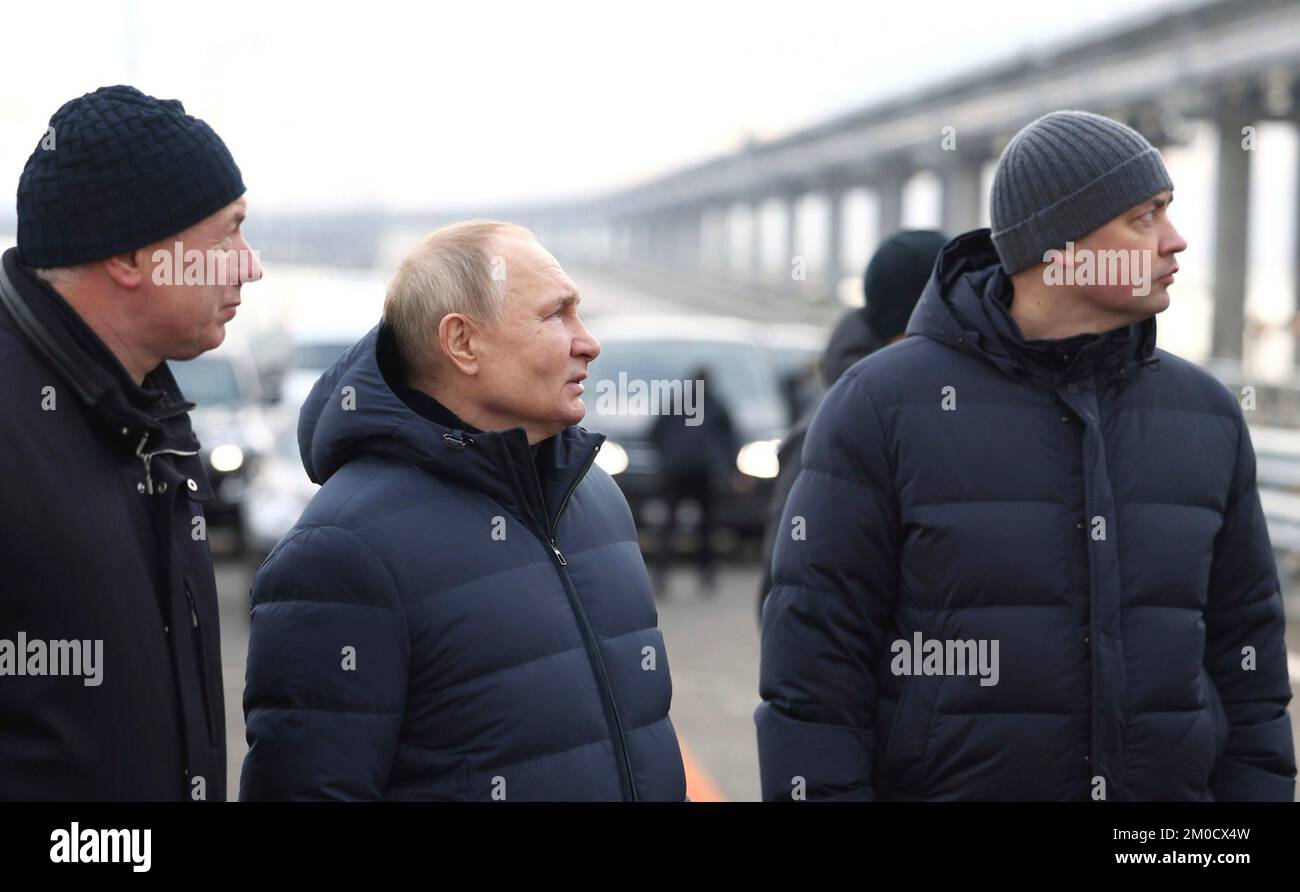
[1255,425,1300,555]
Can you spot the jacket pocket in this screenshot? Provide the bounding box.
[1200,666,1230,761]
[183,576,217,747]
[390,747,470,801]
[883,675,915,768]
[882,673,948,793]
[884,674,939,780]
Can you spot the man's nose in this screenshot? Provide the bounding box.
[573,318,600,360]
[1162,221,1188,257]
[237,234,263,284]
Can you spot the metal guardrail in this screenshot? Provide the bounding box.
[1205,360,1300,428]
[1253,425,1300,553]
[1199,361,1300,553]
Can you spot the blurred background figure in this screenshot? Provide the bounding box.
[650,366,739,595]
[757,230,949,617]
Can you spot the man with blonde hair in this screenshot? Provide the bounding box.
[241,221,687,801]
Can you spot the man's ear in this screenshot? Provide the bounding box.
[102,249,146,289]
[439,313,479,376]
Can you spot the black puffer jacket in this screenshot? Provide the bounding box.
[757,309,882,615]
[240,324,686,801]
[757,229,1295,801]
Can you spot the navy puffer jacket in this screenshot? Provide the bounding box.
[757,229,1295,801]
[240,324,686,800]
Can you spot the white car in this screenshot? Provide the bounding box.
[170,341,275,552]
[244,417,320,563]
[277,268,386,412]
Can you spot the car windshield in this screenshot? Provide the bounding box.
[275,426,302,461]
[171,356,243,407]
[293,341,353,371]
[587,338,785,439]
[585,338,773,412]
[768,343,820,378]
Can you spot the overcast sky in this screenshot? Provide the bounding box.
[0,0,1190,213]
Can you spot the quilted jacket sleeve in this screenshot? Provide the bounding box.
[1205,409,1296,801]
[240,524,409,801]
[756,369,901,801]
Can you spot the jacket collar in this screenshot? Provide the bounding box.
[0,247,206,462]
[906,229,1158,390]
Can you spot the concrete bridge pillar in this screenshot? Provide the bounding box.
[941,159,984,236]
[1212,114,1253,362]
[783,190,800,282]
[875,174,905,245]
[749,197,765,279]
[825,187,844,295]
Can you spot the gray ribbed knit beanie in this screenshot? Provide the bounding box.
[989,110,1173,275]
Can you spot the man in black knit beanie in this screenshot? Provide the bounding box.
[0,85,259,800]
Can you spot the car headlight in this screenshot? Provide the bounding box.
[594,440,629,476]
[209,443,245,473]
[736,439,780,479]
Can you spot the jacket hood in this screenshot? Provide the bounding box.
[904,229,1158,388]
[298,322,605,535]
[821,308,882,387]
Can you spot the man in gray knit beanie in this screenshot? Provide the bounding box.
[758,109,1295,802]
[989,109,1186,339]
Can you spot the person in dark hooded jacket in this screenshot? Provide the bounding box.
[758,230,948,616]
[0,86,256,800]
[241,221,686,801]
[757,110,1295,801]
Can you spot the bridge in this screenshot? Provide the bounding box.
[247,0,1300,373]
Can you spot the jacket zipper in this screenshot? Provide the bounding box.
[534,441,639,801]
[185,582,200,629]
[184,580,215,744]
[134,431,199,494]
[1077,392,1103,798]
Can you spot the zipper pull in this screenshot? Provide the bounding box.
[550,540,567,566]
[186,585,199,629]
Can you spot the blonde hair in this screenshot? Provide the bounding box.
[383,219,535,382]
